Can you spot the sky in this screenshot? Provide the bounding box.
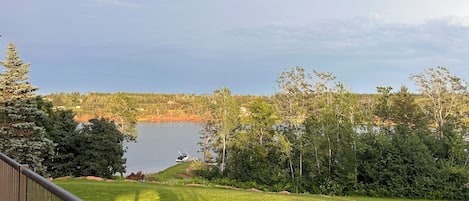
[1,0,469,95]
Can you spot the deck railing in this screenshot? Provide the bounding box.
[0,152,82,201]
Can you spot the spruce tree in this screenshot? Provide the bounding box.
[73,118,126,178]
[0,42,53,174]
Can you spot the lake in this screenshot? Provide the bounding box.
[124,122,202,174]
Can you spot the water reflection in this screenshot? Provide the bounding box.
[124,123,202,174]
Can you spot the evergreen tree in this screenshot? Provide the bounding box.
[73,118,126,178]
[45,109,79,177]
[0,42,54,174]
[34,96,80,177]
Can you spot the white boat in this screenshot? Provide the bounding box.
[176,150,189,163]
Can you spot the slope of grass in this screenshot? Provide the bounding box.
[54,162,447,201]
[55,179,329,201]
[146,162,194,181]
[54,179,446,201]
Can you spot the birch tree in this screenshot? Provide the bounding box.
[411,66,468,138]
[204,87,240,174]
[274,67,313,188]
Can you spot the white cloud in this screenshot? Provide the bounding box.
[441,16,469,27]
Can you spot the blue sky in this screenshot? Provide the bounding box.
[1,0,469,95]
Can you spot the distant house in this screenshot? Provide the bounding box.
[52,106,65,110]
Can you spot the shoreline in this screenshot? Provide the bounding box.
[74,115,203,123]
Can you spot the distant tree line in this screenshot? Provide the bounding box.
[198,66,469,200]
[0,42,128,178]
[44,92,265,123]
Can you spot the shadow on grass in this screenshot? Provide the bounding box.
[155,186,181,201]
[113,187,162,201]
[134,190,140,201]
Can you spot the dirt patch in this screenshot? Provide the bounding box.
[216,185,242,191]
[185,183,203,187]
[54,176,72,181]
[248,188,262,192]
[86,176,104,181]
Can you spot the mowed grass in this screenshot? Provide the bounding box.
[146,162,194,181]
[54,179,446,201]
[54,162,447,201]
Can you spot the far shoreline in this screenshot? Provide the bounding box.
[74,114,203,123]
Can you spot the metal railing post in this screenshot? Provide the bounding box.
[19,165,28,201]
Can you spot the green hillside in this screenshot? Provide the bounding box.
[55,179,445,201]
[53,162,447,201]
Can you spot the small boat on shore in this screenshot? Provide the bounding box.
[176,150,189,163]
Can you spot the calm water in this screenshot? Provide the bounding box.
[124,123,202,174]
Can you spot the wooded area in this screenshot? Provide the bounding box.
[0,43,127,178]
[44,92,264,123]
[196,67,469,200]
[1,42,468,200]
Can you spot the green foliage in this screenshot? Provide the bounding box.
[226,98,285,186]
[196,67,469,200]
[411,66,468,138]
[0,43,130,179]
[0,42,54,174]
[34,96,80,177]
[72,118,126,178]
[200,87,241,174]
[104,92,139,141]
[33,96,129,179]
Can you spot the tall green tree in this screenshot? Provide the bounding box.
[215,88,240,174]
[390,86,428,129]
[227,99,281,184]
[358,86,438,197]
[44,109,79,177]
[73,118,126,178]
[200,87,240,174]
[411,66,468,138]
[374,86,393,126]
[34,96,80,177]
[411,67,469,172]
[303,81,359,195]
[104,92,139,142]
[0,42,54,174]
[274,67,314,188]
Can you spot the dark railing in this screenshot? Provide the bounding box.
[0,152,82,201]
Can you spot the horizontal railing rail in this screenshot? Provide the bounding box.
[0,152,83,201]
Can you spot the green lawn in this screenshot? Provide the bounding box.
[54,179,446,201]
[146,162,194,181]
[54,162,447,201]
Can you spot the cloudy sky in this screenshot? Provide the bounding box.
[1,0,469,95]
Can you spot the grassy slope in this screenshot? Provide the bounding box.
[146,162,194,181]
[54,163,447,201]
[54,180,445,201]
[55,179,334,201]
